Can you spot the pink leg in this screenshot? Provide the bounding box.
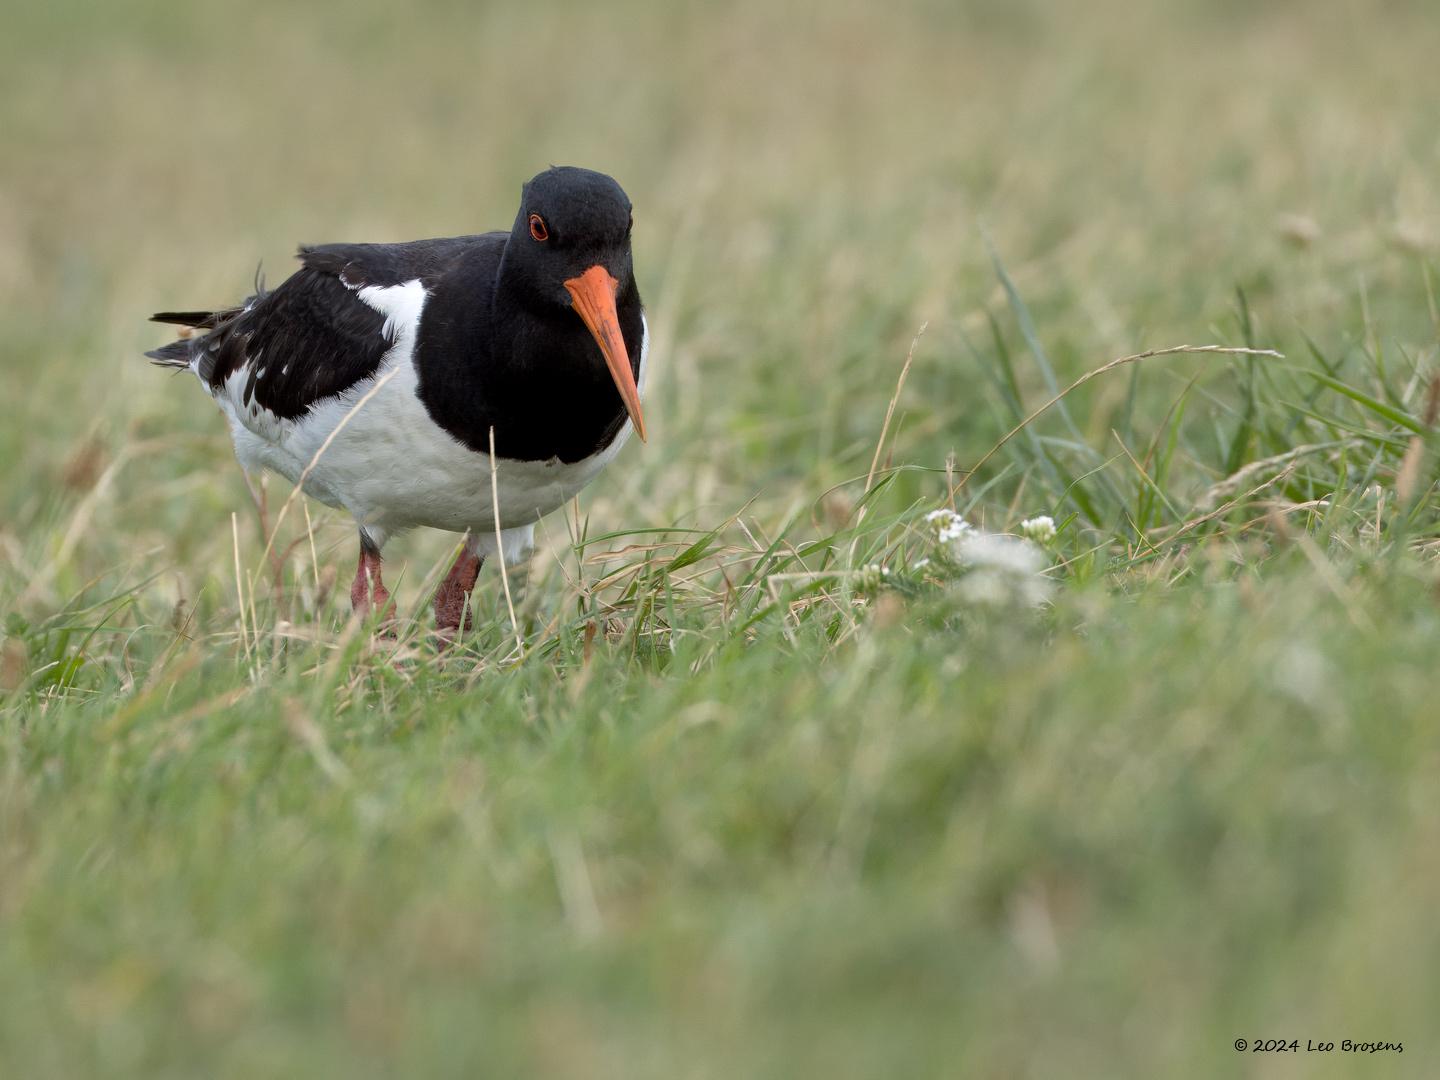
[349,537,394,626]
[434,545,483,638]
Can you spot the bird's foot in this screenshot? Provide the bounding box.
[433,549,483,645]
[350,548,397,634]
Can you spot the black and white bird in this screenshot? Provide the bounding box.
[147,166,648,634]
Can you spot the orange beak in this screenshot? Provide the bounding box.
[563,265,647,443]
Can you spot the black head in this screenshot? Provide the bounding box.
[502,166,645,440]
[506,166,634,307]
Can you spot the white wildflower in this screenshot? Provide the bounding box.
[957,567,1054,608]
[956,570,1012,606]
[953,532,1053,607]
[920,503,1056,607]
[1020,515,1056,543]
[955,532,1046,574]
[924,507,972,543]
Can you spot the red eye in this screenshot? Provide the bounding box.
[528,213,548,242]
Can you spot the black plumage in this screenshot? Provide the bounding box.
[146,169,643,460]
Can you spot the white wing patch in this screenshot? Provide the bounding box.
[354,280,428,351]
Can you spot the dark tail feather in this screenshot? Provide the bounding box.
[147,305,243,370]
[145,340,192,369]
[147,295,252,370]
[150,308,239,329]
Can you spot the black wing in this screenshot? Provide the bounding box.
[146,235,494,420]
[297,234,493,289]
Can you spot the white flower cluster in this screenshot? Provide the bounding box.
[955,531,1053,607]
[918,506,1054,607]
[1020,515,1056,543]
[924,507,972,543]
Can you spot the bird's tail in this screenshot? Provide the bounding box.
[151,309,237,330]
[145,339,192,369]
[144,307,240,370]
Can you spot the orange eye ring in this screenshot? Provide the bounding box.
[528,213,549,242]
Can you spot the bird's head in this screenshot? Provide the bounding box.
[506,166,645,441]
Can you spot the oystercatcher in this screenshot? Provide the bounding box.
[147,166,647,635]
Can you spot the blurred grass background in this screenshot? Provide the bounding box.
[2,0,1439,1076]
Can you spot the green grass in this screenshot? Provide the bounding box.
[3,1,1440,1076]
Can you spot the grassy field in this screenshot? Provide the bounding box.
[3,0,1440,1075]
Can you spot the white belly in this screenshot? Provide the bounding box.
[224,361,632,535]
[216,311,646,546]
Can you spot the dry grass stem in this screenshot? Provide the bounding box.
[490,426,524,660]
[865,322,928,494]
[231,512,251,662]
[254,364,404,576]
